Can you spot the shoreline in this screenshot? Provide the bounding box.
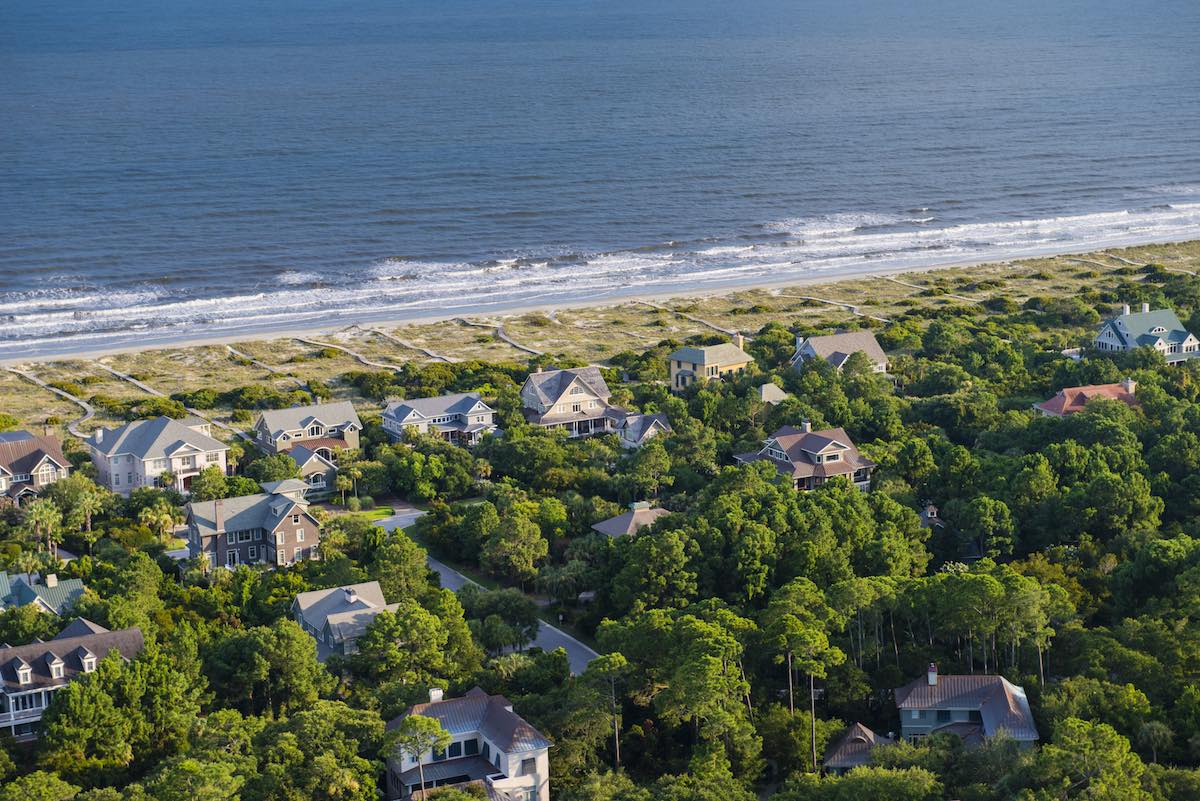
[2,233,1195,367]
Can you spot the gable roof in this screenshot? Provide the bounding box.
[257,402,362,437]
[1,574,85,615]
[87,416,226,459]
[1034,382,1139,416]
[1101,307,1196,348]
[0,621,143,692]
[758,383,789,404]
[0,433,70,480]
[796,331,888,369]
[591,506,669,538]
[292,581,396,643]
[618,413,672,445]
[286,445,336,471]
[825,722,895,769]
[390,686,551,753]
[894,673,1038,741]
[187,489,312,538]
[383,392,491,422]
[734,425,875,480]
[668,342,752,367]
[55,618,109,639]
[523,367,611,406]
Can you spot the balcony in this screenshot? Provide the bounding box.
[0,706,44,725]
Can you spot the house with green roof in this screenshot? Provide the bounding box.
[1094,303,1199,364]
[0,573,85,616]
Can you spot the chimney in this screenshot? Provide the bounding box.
[214,499,224,534]
[429,687,444,703]
[1141,302,1151,313]
[44,574,57,588]
[630,500,651,511]
[800,420,812,433]
[95,428,104,443]
[343,586,358,604]
[927,663,938,686]
[1121,377,1137,395]
[732,332,746,350]
[1122,303,1131,316]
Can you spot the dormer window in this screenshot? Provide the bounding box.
[17,667,31,685]
[1152,326,1167,334]
[82,656,96,672]
[50,661,64,679]
[308,425,324,437]
[570,386,585,395]
[824,452,840,462]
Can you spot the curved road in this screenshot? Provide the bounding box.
[377,507,599,675]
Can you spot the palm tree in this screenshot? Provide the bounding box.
[14,549,39,585]
[138,502,177,542]
[22,498,62,555]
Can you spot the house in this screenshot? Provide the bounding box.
[0,432,70,506]
[757,383,789,405]
[824,722,895,775]
[616,412,671,449]
[668,334,753,391]
[520,367,626,438]
[185,480,321,570]
[382,392,498,446]
[386,687,552,801]
[791,330,888,373]
[291,581,398,660]
[85,416,228,495]
[918,502,943,530]
[734,422,875,491]
[0,619,143,741]
[1094,303,1200,364]
[253,401,362,458]
[0,573,85,615]
[894,664,1038,746]
[288,444,338,499]
[590,502,669,538]
[1034,378,1139,417]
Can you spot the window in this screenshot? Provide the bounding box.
[432,747,446,762]
[294,547,303,561]
[570,386,584,395]
[572,403,581,413]
[253,529,262,541]
[825,452,840,462]
[936,710,951,723]
[308,425,324,437]
[238,530,251,543]
[248,545,258,560]
[465,739,479,756]
[276,531,285,545]
[206,452,220,463]
[296,529,305,542]
[82,657,96,672]
[483,742,491,759]
[226,531,236,545]
[50,662,63,679]
[17,667,31,684]
[226,551,238,567]
[520,758,536,776]
[968,710,983,723]
[449,741,463,758]
[276,550,285,565]
[114,474,120,486]
[292,514,300,524]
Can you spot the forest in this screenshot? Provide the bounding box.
[3,265,1200,801]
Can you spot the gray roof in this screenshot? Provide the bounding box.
[758,383,789,404]
[668,342,752,367]
[187,488,312,538]
[797,331,888,369]
[86,416,226,459]
[0,431,34,444]
[895,673,1038,741]
[618,413,672,445]
[522,367,611,406]
[257,402,361,438]
[383,392,491,423]
[1101,308,1196,348]
[56,618,108,638]
[260,478,311,496]
[292,582,397,643]
[0,620,143,692]
[735,425,875,480]
[390,686,551,753]
[0,573,85,615]
[394,755,498,786]
[825,722,895,769]
[591,506,669,538]
[288,445,335,470]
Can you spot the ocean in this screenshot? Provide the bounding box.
[2,0,1199,359]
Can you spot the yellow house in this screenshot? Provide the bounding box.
[668,334,753,391]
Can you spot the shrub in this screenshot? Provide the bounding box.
[346,497,362,512]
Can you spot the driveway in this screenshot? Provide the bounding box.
[377,509,599,675]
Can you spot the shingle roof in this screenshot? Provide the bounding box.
[257,402,361,438]
[383,392,490,422]
[55,618,108,638]
[260,478,312,496]
[292,581,397,643]
[1034,382,1139,416]
[796,331,888,369]
[1,574,85,615]
[0,433,70,478]
[591,506,669,538]
[390,686,551,753]
[734,425,874,480]
[894,674,1038,741]
[287,445,336,471]
[0,621,143,692]
[523,367,611,406]
[1101,307,1196,349]
[618,413,672,445]
[86,416,226,459]
[824,722,895,769]
[758,383,789,404]
[187,488,311,538]
[668,342,752,367]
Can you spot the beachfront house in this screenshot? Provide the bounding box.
[790,330,888,373]
[286,444,338,499]
[386,687,552,801]
[1034,378,1139,417]
[185,479,321,570]
[0,431,70,506]
[291,581,398,660]
[0,573,85,616]
[615,412,671,449]
[520,366,626,438]
[667,334,753,391]
[253,401,362,459]
[894,664,1038,746]
[590,502,669,538]
[85,416,228,495]
[734,422,875,491]
[1093,303,1200,364]
[0,619,144,741]
[382,392,498,446]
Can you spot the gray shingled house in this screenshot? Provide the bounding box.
[253,401,362,457]
[0,619,144,741]
[291,581,399,660]
[382,392,498,445]
[791,330,888,373]
[734,422,875,491]
[590,502,669,538]
[186,479,321,570]
[824,722,896,775]
[616,412,671,449]
[287,444,338,499]
[520,367,626,438]
[85,415,228,495]
[386,687,552,801]
[1094,303,1200,364]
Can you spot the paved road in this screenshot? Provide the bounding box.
[378,508,599,675]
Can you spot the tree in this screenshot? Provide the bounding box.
[245,453,300,484]
[776,766,942,801]
[0,772,80,801]
[390,714,452,799]
[138,500,177,542]
[583,652,629,769]
[188,465,229,501]
[1036,718,1151,801]
[143,756,243,801]
[1137,721,1172,764]
[23,497,63,555]
[481,514,548,586]
[944,496,1016,558]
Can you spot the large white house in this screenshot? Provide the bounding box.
[85,416,228,495]
[382,392,498,445]
[1094,303,1200,364]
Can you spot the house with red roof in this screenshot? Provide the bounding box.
[1034,378,1138,417]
